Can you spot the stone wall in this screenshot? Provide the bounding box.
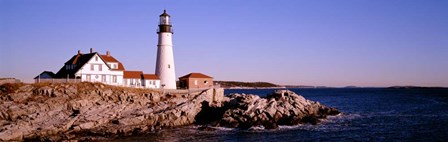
[0,78,21,85]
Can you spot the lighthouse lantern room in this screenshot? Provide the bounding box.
[158,10,172,33]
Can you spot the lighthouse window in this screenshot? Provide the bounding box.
[168,64,170,68]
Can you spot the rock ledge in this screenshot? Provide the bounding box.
[0,83,339,141]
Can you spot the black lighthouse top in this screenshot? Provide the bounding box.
[158,10,172,33]
[160,10,170,17]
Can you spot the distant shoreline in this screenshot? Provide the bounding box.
[223,86,448,89]
[223,86,331,89]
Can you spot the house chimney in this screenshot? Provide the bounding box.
[90,48,93,53]
[106,51,110,57]
[78,50,81,55]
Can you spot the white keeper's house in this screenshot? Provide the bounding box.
[35,48,161,89]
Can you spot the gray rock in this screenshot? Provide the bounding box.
[0,83,339,140]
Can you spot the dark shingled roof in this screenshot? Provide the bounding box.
[34,71,56,79]
[56,53,96,78]
[64,53,96,65]
[179,73,213,79]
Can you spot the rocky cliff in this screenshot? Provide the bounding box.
[0,83,339,141]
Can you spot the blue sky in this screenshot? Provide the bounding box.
[1,0,447,87]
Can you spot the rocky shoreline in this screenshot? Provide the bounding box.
[0,83,339,141]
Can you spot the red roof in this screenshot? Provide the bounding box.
[123,71,143,79]
[179,73,213,79]
[100,55,119,62]
[112,63,125,71]
[142,74,159,80]
[100,55,125,71]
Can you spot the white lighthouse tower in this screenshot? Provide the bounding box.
[155,10,177,89]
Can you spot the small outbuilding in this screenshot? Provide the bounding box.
[142,74,160,89]
[34,71,56,83]
[122,71,160,88]
[178,73,213,89]
[123,71,143,87]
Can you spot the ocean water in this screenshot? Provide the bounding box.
[116,88,448,141]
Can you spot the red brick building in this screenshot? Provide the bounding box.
[178,73,213,89]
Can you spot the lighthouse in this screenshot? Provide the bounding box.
[155,10,177,89]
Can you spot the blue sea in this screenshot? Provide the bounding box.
[117,88,448,141]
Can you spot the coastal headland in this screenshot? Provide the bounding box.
[0,82,339,141]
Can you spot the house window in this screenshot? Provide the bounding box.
[99,65,102,71]
[91,64,94,71]
[95,56,98,61]
[113,75,117,83]
[86,75,91,81]
[168,64,170,68]
[130,79,134,85]
[113,64,117,69]
[95,75,99,79]
[204,80,208,85]
[194,80,198,85]
[102,75,106,82]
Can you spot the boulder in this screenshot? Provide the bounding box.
[217,90,340,129]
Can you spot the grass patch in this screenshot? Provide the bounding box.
[0,83,25,95]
